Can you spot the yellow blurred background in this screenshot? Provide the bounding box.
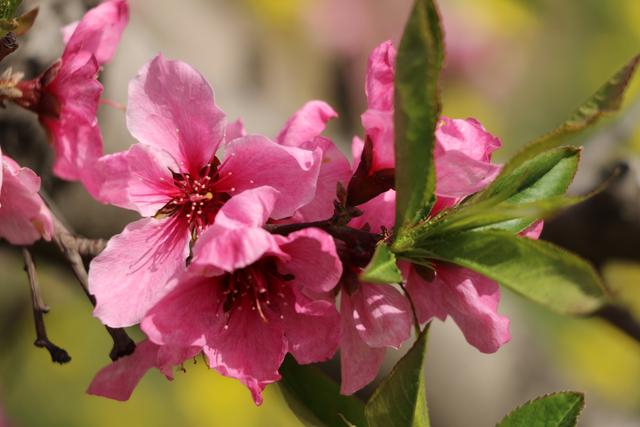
[1,0,639,426]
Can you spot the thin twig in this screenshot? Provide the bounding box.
[21,248,71,364]
[51,216,136,361]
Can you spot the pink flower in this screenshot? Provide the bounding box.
[141,187,342,404]
[0,147,54,245]
[14,0,128,185]
[337,41,513,391]
[88,55,323,328]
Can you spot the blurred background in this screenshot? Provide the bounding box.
[1,0,639,425]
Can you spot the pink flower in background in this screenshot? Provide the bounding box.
[88,55,322,328]
[141,187,342,404]
[0,147,54,245]
[14,0,129,185]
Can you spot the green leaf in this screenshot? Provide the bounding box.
[497,392,585,427]
[0,0,21,20]
[360,244,403,284]
[473,146,580,206]
[414,230,606,314]
[365,328,430,427]
[394,0,444,232]
[279,356,368,427]
[418,196,584,239]
[501,54,640,176]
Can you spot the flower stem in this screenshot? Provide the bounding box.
[21,247,71,364]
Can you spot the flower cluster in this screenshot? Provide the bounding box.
[0,0,537,406]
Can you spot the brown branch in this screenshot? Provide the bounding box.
[21,247,71,364]
[0,32,17,64]
[51,216,135,361]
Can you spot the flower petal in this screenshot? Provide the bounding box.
[218,135,321,219]
[213,186,279,229]
[225,118,246,143]
[64,0,129,66]
[44,57,103,181]
[520,220,544,239]
[350,282,412,349]
[191,226,282,274]
[276,101,337,147]
[0,155,54,245]
[339,292,386,395]
[127,55,225,174]
[435,117,501,162]
[90,143,179,216]
[361,40,397,172]
[296,137,352,222]
[365,41,396,111]
[87,340,159,401]
[283,287,340,364]
[204,308,285,405]
[142,273,222,348]
[405,263,510,353]
[348,189,395,234]
[89,217,190,327]
[434,149,502,198]
[277,227,342,293]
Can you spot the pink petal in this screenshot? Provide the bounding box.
[362,109,395,171]
[277,227,342,293]
[351,136,364,170]
[339,291,386,395]
[405,263,510,353]
[44,57,103,181]
[283,287,340,364]
[87,340,198,401]
[191,226,282,274]
[435,117,501,162]
[218,135,321,219]
[225,118,246,143]
[361,41,397,172]
[213,186,279,229]
[142,273,222,348]
[89,217,190,327]
[296,137,352,222]
[276,101,338,147]
[365,41,396,111]
[90,143,179,216]
[348,189,395,234]
[127,55,225,175]
[204,308,286,405]
[64,0,129,66]
[87,340,160,401]
[434,149,502,198]
[0,155,54,245]
[520,220,544,239]
[350,282,412,349]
